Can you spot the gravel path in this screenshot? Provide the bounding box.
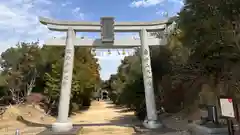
[0,100,192,135]
[72,100,138,135]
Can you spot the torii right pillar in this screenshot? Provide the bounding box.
[140,29,162,129]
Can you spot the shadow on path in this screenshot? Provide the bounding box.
[17,114,140,128]
[108,114,140,127]
[115,108,133,113]
[106,105,125,109]
[73,114,140,128]
[71,106,90,116]
[105,101,126,109]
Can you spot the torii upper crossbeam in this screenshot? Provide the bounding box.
[39,16,170,32]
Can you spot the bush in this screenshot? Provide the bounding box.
[81,96,91,106]
[26,93,45,105]
[109,92,118,103]
[162,86,184,113]
[71,102,79,112]
[135,103,146,120]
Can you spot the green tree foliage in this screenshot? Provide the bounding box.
[42,47,100,115]
[106,49,147,119]
[178,0,240,103]
[0,42,100,116]
[0,42,42,103]
[43,62,62,115]
[71,47,100,107]
[108,0,240,119]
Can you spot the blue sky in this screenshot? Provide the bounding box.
[0,0,183,80]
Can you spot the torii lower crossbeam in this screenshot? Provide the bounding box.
[44,37,167,48]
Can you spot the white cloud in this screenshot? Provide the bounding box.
[73,7,80,13]
[130,0,184,8]
[130,0,165,7]
[36,0,52,5]
[156,10,169,16]
[72,7,85,20]
[61,1,72,7]
[170,0,184,5]
[21,0,52,5]
[0,0,64,53]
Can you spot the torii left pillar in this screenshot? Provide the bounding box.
[52,28,75,132]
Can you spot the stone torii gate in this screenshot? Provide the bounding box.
[39,16,176,132]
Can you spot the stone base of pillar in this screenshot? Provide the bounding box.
[52,122,73,132]
[37,124,82,135]
[143,119,162,129]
